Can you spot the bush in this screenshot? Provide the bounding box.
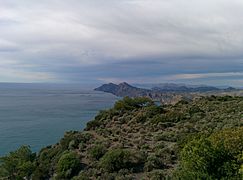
[32,145,64,179]
[60,131,92,151]
[177,133,243,179]
[99,149,133,172]
[86,119,102,130]
[56,152,81,179]
[85,109,119,130]
[144,105,165,117]
[114,97,153,111]
[144,154,164,172]
[88,144,107,160]
[134,112,147,123]
[189,105,205,115]
[0,146,36,180]
[209,127,243,156]
[146,170,166,180]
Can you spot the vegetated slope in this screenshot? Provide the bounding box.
[1,96,243,179]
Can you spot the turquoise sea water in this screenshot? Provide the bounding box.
[0,83,118,156]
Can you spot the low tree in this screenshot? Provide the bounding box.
[114,97,153,111]
[175,127,243,179]
[0,146,36,180]
[56,152,81,179]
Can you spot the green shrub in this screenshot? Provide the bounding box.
[69,140,76,150]
[0,146,36,180]
[60,131,93,151]
[88,144,107,160]
[216,96,233,102]
[209,126,243,156]
[134,112,147,123]
[146,170,166,180]
[155,131,178,142]
[56,152,81,179]
[189,105,204,115]
[86,119,102,130]
[99,149,133,172]
[85,109,119,130]
[32,146,63,179]
[177,133,243,179]
[144,105,165,117]
[73,172,91,180]
[114,97,153,111]
[144,154,164,172]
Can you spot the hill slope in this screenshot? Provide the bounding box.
[0,96,243,179]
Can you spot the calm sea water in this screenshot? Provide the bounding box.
[0,83,118,156]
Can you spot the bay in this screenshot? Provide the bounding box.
[0,83,118,156]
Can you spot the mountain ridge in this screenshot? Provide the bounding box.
[94,82,150,97]
[94,82,237,104]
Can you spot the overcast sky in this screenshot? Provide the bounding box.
[1,0,243,86]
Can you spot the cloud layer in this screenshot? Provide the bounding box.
[0,0,243,85]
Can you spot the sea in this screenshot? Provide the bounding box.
[0,83,119,156]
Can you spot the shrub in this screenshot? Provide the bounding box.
[144,105,165,117]
[177,134,242,179]
[209,127,243,156]
[189,105,204,115]
[0,146,36,180]
[88,144,107,160]
[144,154,164,172]
[60,131,92,151]
[99,149,133,172]
[56,152,81,179]
[73,172,91,180]
[69,140,76,150]
[155,131,178,142]
[114,97,153,111]
[86,119,102,130]
[146,170,166,180]
[85,109,119,130]
[32,146,63,179]
[134,112,147,123]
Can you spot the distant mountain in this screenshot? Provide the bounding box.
[95,82,188,104]
[95,82,239,104]
[152,84,219,93]
[135,83,237,93]
[225,87,237,91]
[134,83,209,89]
[94,82,150,97]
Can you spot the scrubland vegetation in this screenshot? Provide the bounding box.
[1,96,243,179]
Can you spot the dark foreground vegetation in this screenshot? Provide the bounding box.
[1,96,243,179]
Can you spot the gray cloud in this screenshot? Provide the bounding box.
[0,0,243,85]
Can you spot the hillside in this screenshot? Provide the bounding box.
[1,96,243,179]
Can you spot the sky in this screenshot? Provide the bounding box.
[1,0,243,86]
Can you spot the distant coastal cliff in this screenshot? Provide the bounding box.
[94,82,237,104]
[94,82,184,104]
[94,82,151,97]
